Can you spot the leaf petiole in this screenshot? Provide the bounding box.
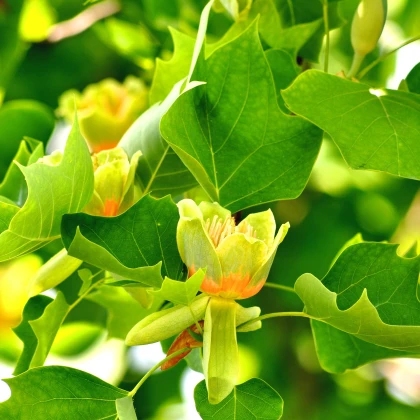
[237,311,312,331]
[323,0,330,73]
[357,34,420,79]
[264,282,296,293]
[128,347,189,397]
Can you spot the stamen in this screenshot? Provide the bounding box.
[205,215,257,247]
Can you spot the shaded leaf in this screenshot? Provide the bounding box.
[406,62,420,94]
[0,366,128,419]
[311,320,416,374]
[161,21,322,211]
[283,70,420,180]
[0,100,54,180]
[265,49,300,112]
[62,195,183,287]
[87,286,162,339]
[194,378,283,419]
[120,82,196,197]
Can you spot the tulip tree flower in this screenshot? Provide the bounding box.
[125,199,289,405]
[57,76,149,152]
[84,147,142,217]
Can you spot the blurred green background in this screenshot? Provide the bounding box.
[0,0,419,418]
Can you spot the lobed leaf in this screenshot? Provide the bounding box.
[161,20,322,212]
[194,378,283,419]
[62,194,183,288]
[0,366,128,419]
[150,269,205,306]
[0,117,94,261]
[283,70,420,180]
[295,242,420,353]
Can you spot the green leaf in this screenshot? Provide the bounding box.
[62,194,183,287]
[265,49,300,112]
[13,292,70,374]
[271,20,322,58]
[194,378,283,419]
[311,320,416,374]
[0,117,94,262]
[0,366,128,419]
[87,286,162,339]
[161,21,322,212]
[0,100,54,179]
[0,137,43,205]
[116,396,137,420]
[283,70,420,180]
[150,269,205,306]
[295,242,420,352]
[276,0,344,61]
[120,82,196,197]
[51,322,103,357]
[149,28,195,105]
[406,62,420,94]
[78,268,93,296]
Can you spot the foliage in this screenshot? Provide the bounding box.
[0,0,419,419]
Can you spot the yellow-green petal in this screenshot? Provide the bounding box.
[249,222,290,291]
[212,234,267,298]
[203,296,239,404]
[198,201,231,222]
[177,200,222,285]
[237,209,276,248]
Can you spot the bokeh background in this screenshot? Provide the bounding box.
[0,0,419,418]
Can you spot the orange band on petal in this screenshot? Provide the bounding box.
[200,273,266,299]
[103,199,120,216]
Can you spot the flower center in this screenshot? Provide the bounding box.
[204,216,257,247]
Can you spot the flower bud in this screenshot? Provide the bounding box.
[351,0,387,57]
[177,200,289,299]
[57,76,148,152]
[125,294,210,346]
[83,147,142,217]
[348,0,387,77]
[28,249,83,297]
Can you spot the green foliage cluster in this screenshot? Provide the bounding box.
[0,0,420,419]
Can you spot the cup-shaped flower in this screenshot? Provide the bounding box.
[57,76,148,152]
[84,147,142,217]
[177,199,289,299]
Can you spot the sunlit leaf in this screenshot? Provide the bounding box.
[116,396,137,420]
[194,378,283,419]
[295,242,420,352]
[150,269,205,306]
[13,293,70,374]
[283,70,420,180]
[0,117,94,262]
[0,366,128,419]
[161,21,322,211]
[149,28,195,105]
